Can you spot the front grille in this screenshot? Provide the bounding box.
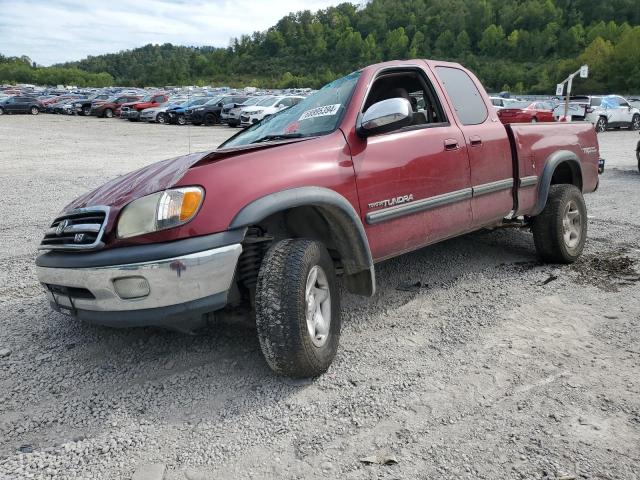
[240,115,249,122]
[39,206,109,251]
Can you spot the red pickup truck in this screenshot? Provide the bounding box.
[119,93,169,121]
[36,60,601,377]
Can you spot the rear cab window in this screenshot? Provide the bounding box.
[435,66,488,125]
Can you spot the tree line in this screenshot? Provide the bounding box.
[1,0,639,94]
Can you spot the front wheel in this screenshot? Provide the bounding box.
[532,184,587,263]
[30,106,39,115]
[82,106,91,116]
[177,114,186,125]
[0,107,4,115]
[204,113,218,126]
[596,116,607,133]
[530,117,538,123]
[156,113,167,124]
[255,239,341,378]
[104,108,113,118]
[631,114,640,131]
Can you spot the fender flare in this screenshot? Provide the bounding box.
[532,150,583,216]
[229,186,376,296]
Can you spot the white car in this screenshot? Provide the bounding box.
[574,95,640,132]
[490,97,521,110]
[221,96,265,126]
[239,96,304,126]
[139,103,175,123]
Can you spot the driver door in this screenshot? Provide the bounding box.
[350,67,472,261]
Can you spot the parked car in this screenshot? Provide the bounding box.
[489,97,521,109]
[187,95,249,126]
[0,95,42,115]
[91,95,141,118]
[221,96,264,126]
[569,95,640,132]
[139,102,178,123]
[496,100,556,123]
[239,96,304,126]
[35,59,601,378]
[165,98,209,125]
[120,93,169,121]
[72,94,111,116]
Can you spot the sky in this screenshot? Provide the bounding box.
[0,0,346,66]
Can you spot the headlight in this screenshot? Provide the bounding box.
[252,110,264,115]
[195,107,204,111]
[117,187,204,238]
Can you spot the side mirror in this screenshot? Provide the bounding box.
[357,98,413,137]
[218,102,223,107]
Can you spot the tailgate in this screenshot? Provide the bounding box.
[506,122,600,216]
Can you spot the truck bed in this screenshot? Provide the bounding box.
[505,122,600,217]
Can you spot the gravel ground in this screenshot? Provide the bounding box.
[1,115,639,480]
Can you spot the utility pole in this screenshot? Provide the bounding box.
[556,65,588,120]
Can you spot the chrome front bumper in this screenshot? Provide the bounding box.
[36,244,242,323]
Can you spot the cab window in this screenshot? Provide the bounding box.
[362,68,448,129]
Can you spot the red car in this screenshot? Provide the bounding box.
[36,60,600,377]
[91,95,142,118]
[119,93,169,121]
[497,100,556,123]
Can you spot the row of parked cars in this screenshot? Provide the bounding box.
[0,87,311,129]
[490,94,640,131]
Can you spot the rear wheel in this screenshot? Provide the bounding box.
[30,106,39,115]
[156,113,167,124]
[596,116,607,133]
[204,113,218,126]
[631,114,640,131]
[104,108,113,118]
[255,239,341,377]
[532,184,587,263]
[0,107,4,115]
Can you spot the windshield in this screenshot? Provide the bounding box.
[255,96,277,106]
[242,97,263,106]
[221,71,361,148]
[204,96,223,106]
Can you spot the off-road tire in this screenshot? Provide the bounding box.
[631,114,640,131]
[532,184,587,263]
[30,106,39,115]
[255,239,341,378]
[104,108,113,118]
[596,116,607,133]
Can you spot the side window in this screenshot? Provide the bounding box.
[491,98,502,107]
[362,68,448,129]
[152,96,163,103]
[291,97,303,105]
[278,98,293,107]
[435,66,488,125]
[618,97,629,107]
[590,98,602,107]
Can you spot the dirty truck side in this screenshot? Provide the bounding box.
[36,60,601,377]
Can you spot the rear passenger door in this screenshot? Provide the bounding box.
[433,65,514,227]
[615,97,634,124]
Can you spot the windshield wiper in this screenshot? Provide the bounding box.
[250,133,304,144]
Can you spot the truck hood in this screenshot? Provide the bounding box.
[63,138,313,212]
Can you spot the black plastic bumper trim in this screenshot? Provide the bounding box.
[36,229,246,269]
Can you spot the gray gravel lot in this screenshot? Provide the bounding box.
[1,115,639,480]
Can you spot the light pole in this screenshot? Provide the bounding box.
[556,65,588,120]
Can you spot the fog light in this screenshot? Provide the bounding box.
[113,276,150,299]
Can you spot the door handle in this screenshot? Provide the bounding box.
[444,139,459,150]
[470,135,482,147]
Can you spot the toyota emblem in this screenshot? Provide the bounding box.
[56,219,70,236]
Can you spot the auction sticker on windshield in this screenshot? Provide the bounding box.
[299,104,341,121]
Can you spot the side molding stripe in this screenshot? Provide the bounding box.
[520,176,538,187]
[366,188,472,225]
[472,178,514,197]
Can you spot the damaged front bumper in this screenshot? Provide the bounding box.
[35,232,243,328]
